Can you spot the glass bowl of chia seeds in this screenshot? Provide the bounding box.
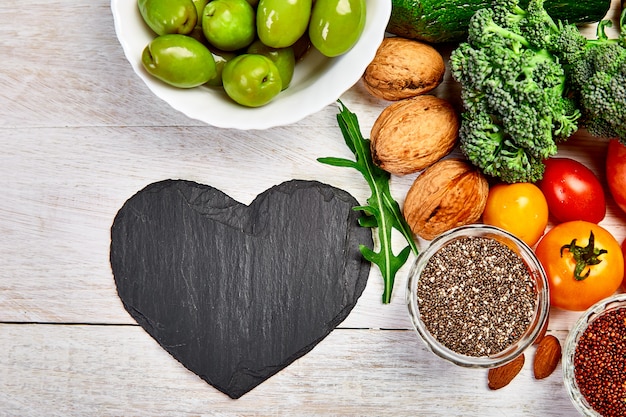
[406,224,550,368]
[562,293,626,417]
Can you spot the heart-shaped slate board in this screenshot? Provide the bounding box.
[110,179,371,399]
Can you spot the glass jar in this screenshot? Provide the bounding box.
[563,293,626,417]
[406,224,550,368]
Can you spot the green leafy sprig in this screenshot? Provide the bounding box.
[318,101,419,304]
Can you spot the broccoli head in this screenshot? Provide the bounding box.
[551,23,588,64]
[580,65,626,140]
[458,109,547,183]
[557,10,626,144]
[450,0,580,183]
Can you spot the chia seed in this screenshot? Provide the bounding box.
[417,236,538,357]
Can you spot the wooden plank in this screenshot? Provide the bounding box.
[0,1,624,415]
[0,323,579,417]
[1,125,623,329]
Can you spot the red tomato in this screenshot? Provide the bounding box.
[538,157,606,224]
[535,221,624,311]
[606,139,626,215]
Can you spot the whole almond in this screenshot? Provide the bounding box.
[488,354,525,390]
[533,334,561,379]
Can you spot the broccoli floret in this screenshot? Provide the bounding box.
[581,69,626,139]
[450,0,579,183]
[521,0,560,49]
[557,10,626,144]
[459,110,546,183]
[466,6,525,48]
[551,23,588,64]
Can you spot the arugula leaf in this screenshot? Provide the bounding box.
[318,101,419,304]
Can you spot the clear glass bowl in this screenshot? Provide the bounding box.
[406,224,550,368]
[563,293,626,417]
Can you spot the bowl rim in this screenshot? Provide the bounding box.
[406,224,551,368]
[110,0,392,130]
[562,292,626,417]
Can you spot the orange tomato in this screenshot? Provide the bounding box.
[535,221,624,311]
[622,238,626,291]
[482,183,548,247]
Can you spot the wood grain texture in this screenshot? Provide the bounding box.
[0,0,624,415]
[0,324,579,417]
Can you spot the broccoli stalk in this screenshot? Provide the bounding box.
[554,9,626,143]
[450,0,580,183]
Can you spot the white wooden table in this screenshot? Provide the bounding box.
[1,1,624,415]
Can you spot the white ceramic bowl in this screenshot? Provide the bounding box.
[111,0,391,129]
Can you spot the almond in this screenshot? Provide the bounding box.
[487,353,525,390]
[533,334,561,379]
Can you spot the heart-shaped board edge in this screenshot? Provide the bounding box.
[110,179,372,398]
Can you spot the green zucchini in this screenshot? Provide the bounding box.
[387,0,612,43]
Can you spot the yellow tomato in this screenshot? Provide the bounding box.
[482,183,549,247]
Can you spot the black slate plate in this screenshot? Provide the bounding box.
[110,179,371,399]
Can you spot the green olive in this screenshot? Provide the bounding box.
[309,0,366,57]
[138,0,198,36]
[222,54,283,107]
[292,33,312,61]
[188,24,209,46]
[247,40,295,90]
[141,34,217,88]
[202,0,256,51]
[191,0,209,19]
[256,0,312,48]
[206,48,238,87]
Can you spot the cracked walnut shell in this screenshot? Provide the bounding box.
[370,95,459,176]
[363,37,445,101]
[403,159,489,240]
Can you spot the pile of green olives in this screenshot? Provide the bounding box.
[138,0,367,108]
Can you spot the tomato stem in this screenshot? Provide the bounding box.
[560,231,608,281]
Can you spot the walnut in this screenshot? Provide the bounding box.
[370,95,459,175]
[363,37,445,101]
[403,158,489,240]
